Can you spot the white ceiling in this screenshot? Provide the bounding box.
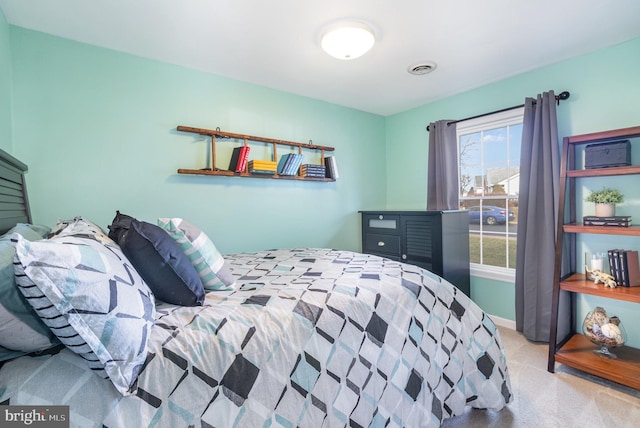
[2,0,640,116]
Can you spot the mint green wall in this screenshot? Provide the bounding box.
[0,9,11,153]
[387,37,640,341]
[386,38,640,209]
[7,22,640,338]
[9,27,387,254]
[470,276,515,321]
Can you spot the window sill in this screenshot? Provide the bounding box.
[470,263,515,283]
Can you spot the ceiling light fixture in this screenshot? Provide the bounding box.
[321,22,375,60]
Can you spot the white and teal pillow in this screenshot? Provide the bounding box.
[13,222,155,395]
[49,216,106,237]
[158,218,236,291]
[0,223,58,356]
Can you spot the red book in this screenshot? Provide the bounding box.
[235,146,250,172]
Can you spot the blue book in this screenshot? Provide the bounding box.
[294,154,304,175]
[285,154,303,175]
[278,153,295,175]
[277,154,292,175]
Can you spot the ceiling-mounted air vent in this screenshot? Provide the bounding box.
[407,61,437,75]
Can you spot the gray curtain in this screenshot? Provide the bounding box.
[427,120,458,210]
[515,91,566,342]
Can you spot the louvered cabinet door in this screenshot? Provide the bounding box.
[400,215,437,271]
[400,211,470,295]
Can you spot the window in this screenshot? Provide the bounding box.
[457,108,523,281]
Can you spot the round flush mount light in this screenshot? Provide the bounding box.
[321,22,376,60]
[407,61,438,75]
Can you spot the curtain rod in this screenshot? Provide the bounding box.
[425,91,570,132]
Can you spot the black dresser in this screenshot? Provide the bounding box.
[359,210,470,296]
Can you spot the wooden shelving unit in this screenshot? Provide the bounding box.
[176,125,336,181]
[548,125,640,390]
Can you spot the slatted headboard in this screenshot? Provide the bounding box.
[0,148,31,234]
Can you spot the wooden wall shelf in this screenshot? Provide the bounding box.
[176,126,336,182]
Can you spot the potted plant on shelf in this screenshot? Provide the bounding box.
[585,187,624,217]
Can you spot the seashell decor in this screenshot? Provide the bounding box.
[582,306,626,358]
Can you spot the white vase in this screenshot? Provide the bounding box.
[595,203,615,217]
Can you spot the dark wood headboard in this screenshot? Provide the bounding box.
[0,148,31,234]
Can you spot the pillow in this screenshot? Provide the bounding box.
[0,223,59,353]
[157,218,236,291]
[13,228,156,395]
[0,344,27,362]
[107,210,136,244]
[49,216,106,238]
[120,220,205,306]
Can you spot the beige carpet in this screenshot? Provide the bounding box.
[441,326,640,428]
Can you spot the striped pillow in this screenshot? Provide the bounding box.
[0,223,58,355]
[13,227,155,395]
[157,218,235,291]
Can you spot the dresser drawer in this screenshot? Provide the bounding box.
[363,233,400,255]
[362,214,400,235]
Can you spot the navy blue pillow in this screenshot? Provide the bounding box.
[121,220,205,306]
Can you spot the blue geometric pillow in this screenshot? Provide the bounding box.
[13,229,155,395]
[157,218,236,291]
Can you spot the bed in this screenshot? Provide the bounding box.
[0,149,512,427]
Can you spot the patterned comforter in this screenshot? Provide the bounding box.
[0,249,511,427]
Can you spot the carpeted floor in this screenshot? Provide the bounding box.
[441,326,640,428]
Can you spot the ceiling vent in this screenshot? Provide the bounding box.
[407,62,437,75]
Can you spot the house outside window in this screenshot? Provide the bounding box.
[457,107,523,282]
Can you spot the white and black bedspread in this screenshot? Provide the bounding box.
[0,249,511,427]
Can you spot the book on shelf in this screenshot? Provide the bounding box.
[583,216,631,227]
[607,249,615,280]
[285,154,304,176]
[618,250,629,287]
[301,163,325,171]
[249,169,276,175]
[301,170,326,178]
[235,146,250,172]
[278,153,303,176]
[228,146,243,171]
[277,154,291,174]
[248,160,277,174]
[607,248,640,287]
[249,168,276,172]
[301,164,326,178]
[324,155,339,179]
[248,160,276,169]
[583,216,631,221]
[609,249,623,285]
[625,250,640,287]
[278,153,298,175]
